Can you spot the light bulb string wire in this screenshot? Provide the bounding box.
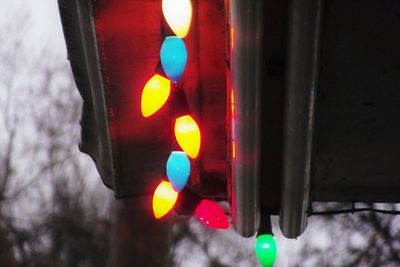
[257,213,273,237]
[308,202,400,216]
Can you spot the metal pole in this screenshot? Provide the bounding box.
[230,0,264,237]
[279,0,323,238]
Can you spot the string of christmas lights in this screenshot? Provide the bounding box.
[140,1,276,265]
[140,0,228,230]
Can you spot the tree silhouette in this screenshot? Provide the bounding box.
[290,203,400,267]
[0,13,113,267]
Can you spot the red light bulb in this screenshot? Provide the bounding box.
[194,199,229,229]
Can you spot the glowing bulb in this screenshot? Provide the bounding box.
[167,151,190,192]
[152,181,178,219]
[141,74,171,117]
[255,234,277,267]
[160,36,187,82]
[162,0,192,38]
[174,115,201,159]
[194,199,229,229]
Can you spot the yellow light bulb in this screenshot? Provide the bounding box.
[174,115,201,159]
[141,74,171,117]
[152,181,178,219]
[162,0,192,38]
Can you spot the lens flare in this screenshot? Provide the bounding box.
[174,115,201,159]
[152,181,178,219]
[162,0,192,38]
[141,74,171,117]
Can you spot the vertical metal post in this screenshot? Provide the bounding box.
[279,0,323,238]
[230,0,264,237]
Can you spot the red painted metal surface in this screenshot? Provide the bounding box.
[92,0,229,198]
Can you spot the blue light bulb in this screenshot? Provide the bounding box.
[160,36,187,82]
[166,151,190,192]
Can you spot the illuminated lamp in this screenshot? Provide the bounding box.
[194,199,229,229]
[141,74,171,117]
[160,36,187,82]
[166,151,190,192]
[174,115,201,159]
[255,234,277,267]
[162,0,192,38]
[255,215,277,267]
[152,180,178,219]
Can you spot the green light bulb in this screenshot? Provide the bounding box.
[255,234,277,267]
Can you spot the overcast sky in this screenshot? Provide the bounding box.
[0,0,67,57]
